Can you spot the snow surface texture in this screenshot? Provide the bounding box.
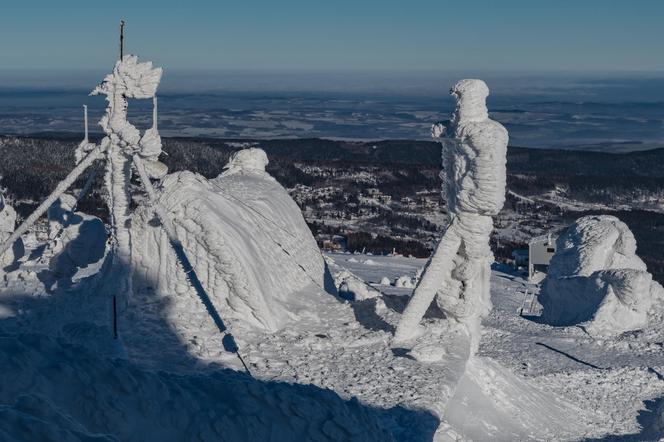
[131,148,332,333]
[0,334,391,442]
[540,215,664,336]
[394,79,508,345]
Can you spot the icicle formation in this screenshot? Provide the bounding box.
[393,79,508,345]
[540,215,664,336]
[90,55,166,301]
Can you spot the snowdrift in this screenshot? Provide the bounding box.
[131,148,332,332]
[540,215,664,335]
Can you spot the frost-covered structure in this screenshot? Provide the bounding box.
[131,148,330,332]
[394,79,508,344]
[90,55,166,303]
[0,194,23,270]
[540,215,664,335]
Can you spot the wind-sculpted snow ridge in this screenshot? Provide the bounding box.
[394,79,508,347]
[540,215,664,336]
[0,333,392,442]
[131,148,331,333]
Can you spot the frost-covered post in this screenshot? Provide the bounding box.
[393,79,508,346]
[91,55,163,305]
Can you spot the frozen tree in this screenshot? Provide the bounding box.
[393,79,508,346]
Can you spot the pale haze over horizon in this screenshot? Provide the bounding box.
[1,0,663,73]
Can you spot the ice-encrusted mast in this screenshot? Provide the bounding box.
[393,79,508,346]
[0,22,167,322]
[87,54,166,306]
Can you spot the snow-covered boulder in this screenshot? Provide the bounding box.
[131,148,332,332]
[394,276,415,289]
[44,196,106,289]
[540,215,664,335]
[334,268,379,301]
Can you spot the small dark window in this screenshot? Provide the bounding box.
[547,248,555,253]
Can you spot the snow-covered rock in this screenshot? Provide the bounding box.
[44,196,106,289]
[379,276,391,286]
[131,149,333,332]
[540,215,664,335]
[394,275,415,289]
[334,268,379,301]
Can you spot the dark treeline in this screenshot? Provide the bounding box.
[2,134,663,281]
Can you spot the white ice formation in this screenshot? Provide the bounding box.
[45,196,106,288]
[394,79,508,345]
[540,215,664,336]
[0,194,23,270]
[131,148,331,332]
[90,55,167,306]
[334,268,379,301]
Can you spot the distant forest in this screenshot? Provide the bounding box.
[2,134,664,282]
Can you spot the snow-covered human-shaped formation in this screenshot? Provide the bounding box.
[394,79,508,345]
[540,215,664,336]
[130,148,332,332]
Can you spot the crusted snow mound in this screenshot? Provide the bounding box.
[540,215,664,335]
[44,196,106,288]
[131,148,330,332]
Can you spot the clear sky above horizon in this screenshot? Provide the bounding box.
[1,0,663,72]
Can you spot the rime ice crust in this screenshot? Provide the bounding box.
[540,215,664,336]
[0,194,23,269]
[394,79,508,345]
[130,149,328,332]
[221,148,270,175]
[91,55,167,302]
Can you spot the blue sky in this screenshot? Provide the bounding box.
[1,0,663,72]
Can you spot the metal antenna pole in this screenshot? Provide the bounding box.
[83,105,88,143]
[120,20,125,60]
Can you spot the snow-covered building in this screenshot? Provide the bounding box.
[528,233,557,280]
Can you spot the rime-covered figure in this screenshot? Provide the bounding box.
[394,79,507,345]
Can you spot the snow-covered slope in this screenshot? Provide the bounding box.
[0,333,391,442]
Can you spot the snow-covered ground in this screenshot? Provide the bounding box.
[4,245,664,440]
